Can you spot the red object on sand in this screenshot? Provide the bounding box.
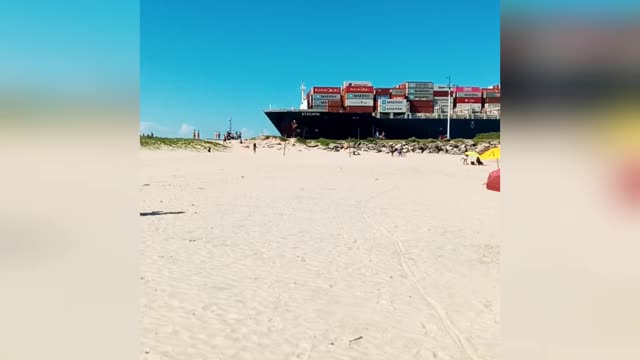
[486,169,500,192]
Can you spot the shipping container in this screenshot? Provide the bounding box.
[343,81,372,88]
[455,97,482,104]
[313,99,329,105]
[327,100,342,107]
[456,103,482,110]
[312,87,341,94]
[484,103,501,109]
[407,94,434,101]
[344,99,374,106]
[343,85,374,93]
[483,91,501,98]
[407,88,434,94]
[455,86,482,93]
[390,88,405,96]
[379,105,407,113]
[374,88,392,96]
[433,90,452,97]
[409,100,434,113]
[455,92,482,98]
[390,94,406,99]
[313,93,341,100]
[344,106,373,113]
[405,82,434,89]
[375,95,390,100]
[433,84,451,91]
[378,99,407,106]
[346,93,374,99]
[483,97,501,104]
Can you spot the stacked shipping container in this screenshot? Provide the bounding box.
[482,87,500,112]
[433,84,452,114]
[308,87,342,111]
[343,84,374,113]
[301,81,498,114]
[397,82,434,113]
[454,86,482,112]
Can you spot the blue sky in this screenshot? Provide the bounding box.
[141,0,500,138]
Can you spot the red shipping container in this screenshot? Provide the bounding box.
[390,95,406,99]
[455,98,482,104]
[455,86,481,93]
[374,88,392,95]
[433,90,453,97]
[344,106,373,113]
[410,105,434,113]
[409,100,433,105]
[484,97,501,104]
[343,86,374,93]
[327,100,342,107]
[327,107,342,112]
[312,87,341,94]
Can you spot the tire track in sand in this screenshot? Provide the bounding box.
[360,208,481,360]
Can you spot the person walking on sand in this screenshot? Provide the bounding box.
[197,130,200,140]
[253,142,257,154]
[193,129,196,139]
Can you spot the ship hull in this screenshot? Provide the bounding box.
[264,110,500,139]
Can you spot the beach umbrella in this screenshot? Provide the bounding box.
[485,168,500,192]
[480,146,501,167]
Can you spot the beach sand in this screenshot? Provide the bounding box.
[141,142,499,360]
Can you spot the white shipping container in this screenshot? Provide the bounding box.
[484,92,501,98]
[407,88,434,94]
[407,94,434,100]
[346,93,374,99]
[313,94,341,100]
[343,80,372,87]
[484,103,501,109]
[378,99,407,106]
[456,92,482,98]
[344,99,374,106]
[433,84,451,91]
[433,97,450,103]
[406,82,434,89]
[379,105,407,113]
[313,99,329,105]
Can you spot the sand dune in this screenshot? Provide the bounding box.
[141,143,499,360]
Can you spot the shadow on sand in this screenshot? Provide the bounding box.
[140,211,186,217]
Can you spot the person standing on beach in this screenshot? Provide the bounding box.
[253,142,257,154]
[197,130,200,139]
[193,129,196,139]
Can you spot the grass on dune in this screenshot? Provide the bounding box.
[140,136,227,151]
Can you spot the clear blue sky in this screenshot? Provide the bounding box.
[141,0,500,138]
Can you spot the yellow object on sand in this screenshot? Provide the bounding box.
[464,151,480,158]
[480,147,500,160]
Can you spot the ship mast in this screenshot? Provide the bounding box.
[299,81,308,110]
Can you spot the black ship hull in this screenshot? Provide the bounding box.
[264,110,500,140]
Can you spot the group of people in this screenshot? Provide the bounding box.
[192,129,201,139]
[374,130,386,140]
[221,131,242,144]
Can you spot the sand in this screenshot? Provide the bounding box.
[140,142,499,360]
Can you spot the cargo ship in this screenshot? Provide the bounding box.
[264,81,500,140]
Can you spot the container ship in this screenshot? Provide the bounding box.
[264,81,500,140]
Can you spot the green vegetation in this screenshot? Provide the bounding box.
[450,138,466,144]
[295,137,308,145]
[277,136,287,142]
[315,138,333,147]
[139,136,226,151]
[473,132,500,141]
[406,137,420,143]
